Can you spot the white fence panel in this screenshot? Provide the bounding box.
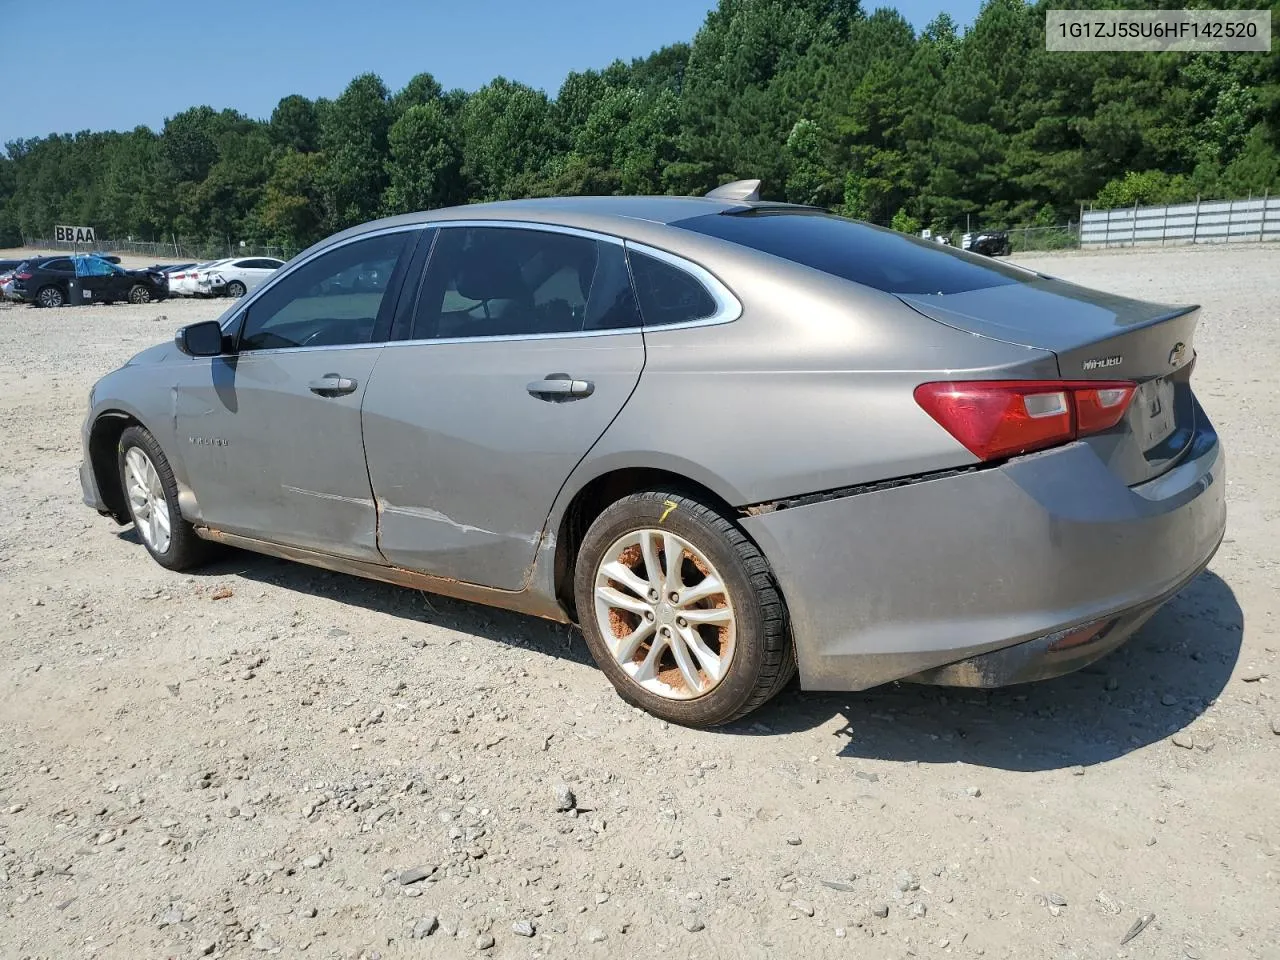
[1082,195,1280,247]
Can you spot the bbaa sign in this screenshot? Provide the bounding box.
[55,225,97,244]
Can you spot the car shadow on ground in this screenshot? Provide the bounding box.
[125,530,1241,771]
[151,541,596,667]
[737,570,1243,772]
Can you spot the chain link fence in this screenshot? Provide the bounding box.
[21,236,297,263]
[920,223,1083,253]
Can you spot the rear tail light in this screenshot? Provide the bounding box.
[914,380,1136,462]
[15,271,31,280]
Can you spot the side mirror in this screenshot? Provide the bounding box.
[175,320,228,357]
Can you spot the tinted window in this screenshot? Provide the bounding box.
[239,231,413,352]
[675,211,1030,295]
[44,259,73,272]
[413,227,636,339]
[627,250,717,327]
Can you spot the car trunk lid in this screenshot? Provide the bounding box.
[898,276,1199,486]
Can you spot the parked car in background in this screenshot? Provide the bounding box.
[967,230,1012,257]
[78,186,1225,727]
[196,257,285,297]
[0,259,28,299]
[168,260,231,297]
[146,262,197,276]
[12,255,169,307]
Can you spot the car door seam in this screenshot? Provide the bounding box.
[521,327,650,590]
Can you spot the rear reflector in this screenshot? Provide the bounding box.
[1046,619,1113,652]
[914,380,1136,462]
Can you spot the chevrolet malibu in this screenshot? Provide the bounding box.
[79,185,1226,727]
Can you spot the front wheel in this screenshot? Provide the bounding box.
[117,425,212,571]
[574,490,795,727]
[128,284,153,304]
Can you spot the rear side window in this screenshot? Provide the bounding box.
[675,211,1030,295]
[413,227,640,339]
[627,250,717,327]
[45,259,73,272]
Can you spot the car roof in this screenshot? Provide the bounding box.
[310,195,818,261]
[408,195,801,227]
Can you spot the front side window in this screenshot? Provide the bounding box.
[74,256,116,277]
[412,227,639,340]
[238,231,415,352]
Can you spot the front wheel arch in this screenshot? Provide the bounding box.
[89,413,141,523]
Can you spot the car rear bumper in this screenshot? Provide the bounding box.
[740,403,1226,692]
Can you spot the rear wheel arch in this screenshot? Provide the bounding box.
[552,466,752,619]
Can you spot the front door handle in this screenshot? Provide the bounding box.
[309,374,358,396]
[527,374,594,401]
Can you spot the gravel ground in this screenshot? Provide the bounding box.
[1,245,1277,960]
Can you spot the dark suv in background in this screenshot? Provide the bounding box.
[11,255,169,307]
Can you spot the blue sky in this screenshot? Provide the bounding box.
[0,0,983,143]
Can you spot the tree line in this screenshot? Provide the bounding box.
[1,0,1277,253]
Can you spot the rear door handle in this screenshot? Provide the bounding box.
[309,374,358,396]
[527,374,594,401]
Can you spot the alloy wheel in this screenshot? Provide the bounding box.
[592,528,736,700]
[124,447,172,554]
[38,287,63,308]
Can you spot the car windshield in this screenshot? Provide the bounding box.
[675,209,1035,296]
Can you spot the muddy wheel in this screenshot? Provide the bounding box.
[574,490,795,727]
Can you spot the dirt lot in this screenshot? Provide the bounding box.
[1,245,1277,960]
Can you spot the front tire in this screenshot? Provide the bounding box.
[117,425,212,571]
[574,490,795,727]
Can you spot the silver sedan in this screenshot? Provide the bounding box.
[79,185,1226,726]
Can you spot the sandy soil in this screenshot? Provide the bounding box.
[1,245,1277,960]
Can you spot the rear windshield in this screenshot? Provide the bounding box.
[674,210,1032,295]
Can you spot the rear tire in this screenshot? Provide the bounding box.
[573,490,795,727]
[116,425,213,571]
[36,285,64,308]
[226,280,246,298]
[128,284,153,304]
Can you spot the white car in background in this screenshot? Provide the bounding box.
[168,260,231,297]
[197,257,285,298]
